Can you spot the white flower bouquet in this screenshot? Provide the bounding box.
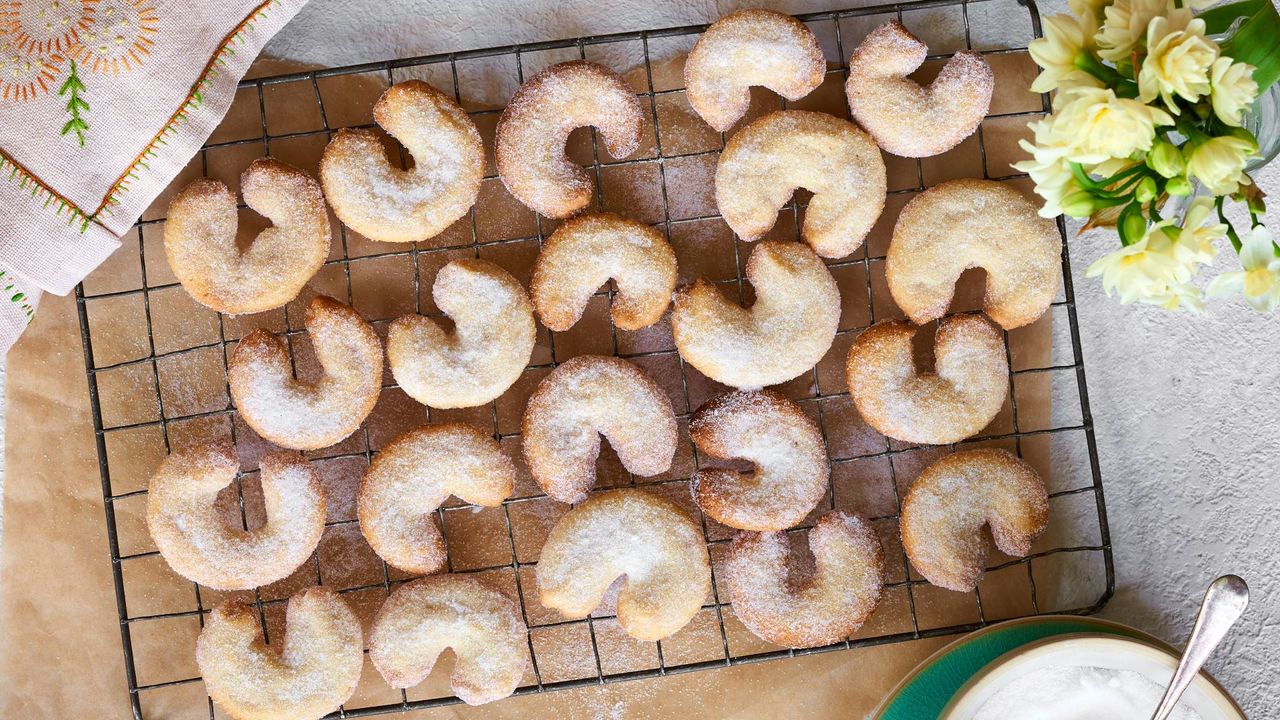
[1019,0,1280,312]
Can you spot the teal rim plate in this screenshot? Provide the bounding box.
[873,615,1161,719]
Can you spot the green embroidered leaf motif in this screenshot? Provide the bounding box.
[57,60,89,148]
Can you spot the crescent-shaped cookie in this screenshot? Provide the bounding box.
[529,212,677,332]
[164,158,330,314]
[229,295,383,451]
[845,20,994,157]
[901,449,1049,591]
[368,575,528,705]
[197,588,363,720]
[387,258,536,409]
[714,110,886,258]
[845,314,1008,445]
[672,241,839,389]
[690,389,828,531]
[684,9,826,132]
[887,179,1062,329]
[536,489,712,641]
[357,423,516,575]
[496,60,644,218]
[726,512,885,648]
[319,80,484,243]
[521,355,677,504]
[146,441,325,591]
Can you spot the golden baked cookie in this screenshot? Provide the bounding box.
[146,441,324,591]
[672,241,839,389]
[690,389,828,531]
[387,258,536,409]
[725,512,885,648]
[715,110,886,258]
[845,314,1008,445]
[369,575,528,705]
[530,212,677,332]
[320,80,484,243]
[901,449,1049,591]
[164,158,329,314]
[357,423,516,575]
[496,60,643,218]
[522,355,677,503]
[229,296,382,451]
[845,21,993,157]
[536,489,712,640]
[197,588,363,720]
[887,179,1061,330]
[684,9,825,132]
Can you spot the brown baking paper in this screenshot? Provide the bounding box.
[1,14,1110,718]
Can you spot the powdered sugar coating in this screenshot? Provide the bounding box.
[230,296,383,451]
[357,423,516,575]
[690,389,828,531]
[164,158,330,314]
[146,441,325,591]
[715,110,886,258]
[530,212,677,331]
[684,9,825,132]
[888,179,1062,330]
[672,241,839,389]
[845,20,993,158]
[495,60,643,218]
[368,575,528,705]
[387,258,536,409]
[522,355,677,504]
[536,489,711,641]
[726,512,885,648]
[900,449,1049,591]
[845,314,1008,445]
[320,80,483,243]
[196,588,363,720]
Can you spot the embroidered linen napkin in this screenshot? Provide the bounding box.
[0,0,308,354]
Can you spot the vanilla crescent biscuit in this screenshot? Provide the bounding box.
[537,489,712,640]
[164,158,330,314]
[690,389,828,531]
[845,20,994,157]
[845,314,1008,445]
[320,80,484,243]
[496,60,643,218]
[887,179,1062,329]
[197,588,363,720]
[230,295,382,451]
[387,258,536,409]
[901,449,1049,591]
[672,241,839,389]
[726,512,885,648]
[530,212,677,331]
[684,9,826,132]
[357,423,516,575]
[522,355,677,504]
[369,575,528,705]
[715,110,886,258]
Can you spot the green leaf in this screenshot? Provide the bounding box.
[1215,0,1280,90]
[1199,0,1265,35]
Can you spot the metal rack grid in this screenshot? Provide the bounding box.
[74,0,1114,716]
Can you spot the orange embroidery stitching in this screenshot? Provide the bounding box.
[5,0,93,56]
[70,0,158,75]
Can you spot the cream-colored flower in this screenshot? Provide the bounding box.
[1047,86,1174,164]
[1209,57,1258,127]
[1097,0,1171,62]
[1186,135,1257,195]
[1087,220,1214,310]
[1177,197,1227,264]
[1207,226,1280,311]
[1138,10,1219,111]
[1149,281,1207,313]
[1029,12,1102,92]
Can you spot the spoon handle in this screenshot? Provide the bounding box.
[1151,575,1249,720]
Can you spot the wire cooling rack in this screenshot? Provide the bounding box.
[74,0,1114,717]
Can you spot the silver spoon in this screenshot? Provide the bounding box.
[1151,575,1249,720]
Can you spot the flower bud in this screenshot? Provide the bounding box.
[1166,176,1192,196]
[1060,190,1096,218]
[1120,208,1148,244]
[1148,140,1184,178]
[1247,193,1266,215]
[1134,176,1158,203]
